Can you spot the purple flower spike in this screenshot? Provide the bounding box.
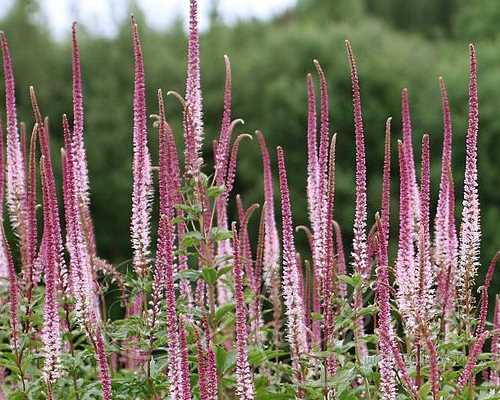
[491,296,500,385]
[345,41,368,280]
[130,18,152,277]
[380,117,392,262]
[40,156,62,384]
[475,252,499,337]
[0,32,29,275]
[71,22,90,205]
[417,134,434,318]
[185,0,204,172]
[375,216,396,400]
[277,146,309,365]
[401,88,420,217]
[396,140,417,330]
[256,131,280,289]
[458,43,481,313]
[232,225,255,400]
[455,330,489,393]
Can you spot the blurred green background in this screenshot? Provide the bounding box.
[1,0,499,295]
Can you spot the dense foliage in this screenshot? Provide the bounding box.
[0,0,499,399]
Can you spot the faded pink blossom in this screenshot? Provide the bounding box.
[458,43,481,310]
[130,18,152,276]
[232,226,255,400]
[277,146,309,364]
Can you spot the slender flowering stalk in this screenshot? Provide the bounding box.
[458,44,481,324]
[491,296,500,385]
[94,326,112,400]
[0,120,8,284]
[434,78,453,269]
[333,221,347,298]
[40,156,62,385]
[375,216,396,400]
[417,134,433,319]
[256,131,280,289]
[0,32,29,275]
[455,330,490,393]
[277,146,309,366]
[30,88,68,291]
[71,22,90,205]
[185,0,203,173]
[346,40,369,360]
[401,88,420,217]
[3,231,19,354]
[232,225,255,400]
[475,252,499,337]
[420,325,440,400]
[380,118,392,257]
[130,17,152,276]
[396,140,417,330]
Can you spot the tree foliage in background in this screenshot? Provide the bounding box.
[0,0,499,299]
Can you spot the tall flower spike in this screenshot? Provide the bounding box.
[401,88,420,216]
[214,56,234,273]
[62,115,98,325]
[380,117,392,257]
[396,140,417,330]
[417,134,433,319]
[0,120,8,284]
[3,231,19,354]
[71,22,90,204]
[185,0,203,172]
[277,146,309,364]
[345,40,369,360]
[305,73,320,256]
[256,131,280,289]
[25,124,38,289]
[475,252,499,337]
[130,17,152,276]
[333,221,347,298]
[30,87,67,290]
[310,60,330,294]
[458,43,481,319]
[232,225,255,400]
[375,215,396,400]
[40,156,62,384]
[0,32,29,274]
[455,330,490,393]
[491,296,500,385]
[434,78,453,269]
[345,40,369,279]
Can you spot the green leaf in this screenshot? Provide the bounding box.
[211,227,233,242]
[207,185,225,198]
[201,267,218,284]
[181,231,203,248]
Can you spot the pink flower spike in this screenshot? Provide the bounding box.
[380,117,392,260]
[455,330,490,393]
[422,331,440,400]
[345,40,369,279]
[375,215,396,400]
[396,140,417,330]
[185,0,204,172]
[30,87,68,290]
[475,252,499,337]
[491,296,500,385]
[130,18,152,276]
[71,22,90,205]
[232,224,255,400]
[276,146,309,363]
[3,232,20,354]
[401,88,420,216]
[417,134,433,319]
[40,156,62,384]
[333,221,347,298]
[94,326,113,400]
[0,32,29,273]
[311,60,330,288]
[434,77,453,269]
[458,43,481,311]
[256,131,280,289]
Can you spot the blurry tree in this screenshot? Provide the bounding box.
[0,0,499,300]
